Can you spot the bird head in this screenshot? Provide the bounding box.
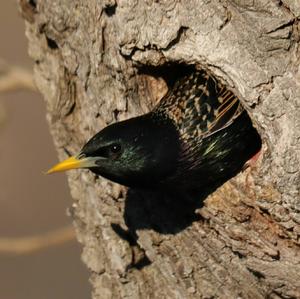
[47,113,180,188]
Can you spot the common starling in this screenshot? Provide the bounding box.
[47,69,261,190]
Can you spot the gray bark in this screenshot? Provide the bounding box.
[19,0,300,298]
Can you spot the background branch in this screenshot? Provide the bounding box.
[0,226,75,255]
[0,59,36,93]
[0,58,75,255]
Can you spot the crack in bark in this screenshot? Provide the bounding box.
[111,223,152,271]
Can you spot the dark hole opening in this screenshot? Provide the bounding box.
[28,0,37,8]
[104,4,117,17]
[116,63,263,237]
[137,62,262,188]
[137,63,195,89]
[84,63,262,239]
[46,36,58,50]
[138,62,262,126]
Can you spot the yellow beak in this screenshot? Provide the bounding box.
[46,155,98,174]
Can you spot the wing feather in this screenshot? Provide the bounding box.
[154,69,244,141]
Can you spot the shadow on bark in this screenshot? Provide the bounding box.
[119,166,248,235]
[123,188,206,234]
[110,162,252,269]
[110,184,221,270]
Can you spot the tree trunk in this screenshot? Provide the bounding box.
[19,0,300,298]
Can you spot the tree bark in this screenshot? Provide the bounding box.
[19,0,300,298]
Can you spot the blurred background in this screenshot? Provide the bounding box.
[0,2,90,298]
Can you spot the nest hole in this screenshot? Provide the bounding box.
[137,62,262,172]
[123,63,263,234]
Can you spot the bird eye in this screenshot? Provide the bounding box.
[110,143,122,155]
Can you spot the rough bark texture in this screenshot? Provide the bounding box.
[19,0,300,298]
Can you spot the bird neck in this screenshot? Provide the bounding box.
[99,113,182,188]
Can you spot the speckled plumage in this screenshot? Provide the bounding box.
[147,69,261,189]
[49,68,261,191]
[154,69,243,143]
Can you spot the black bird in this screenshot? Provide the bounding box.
[47,69,261,191]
